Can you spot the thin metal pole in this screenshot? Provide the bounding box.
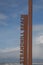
[29,0,32,65]
[24,15,28,65]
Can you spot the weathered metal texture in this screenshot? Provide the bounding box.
[28,0,32,65]
[20,0,32,65]
[20,15,28,65]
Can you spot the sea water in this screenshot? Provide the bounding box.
[0,63,23,65]
[0,63,43,65]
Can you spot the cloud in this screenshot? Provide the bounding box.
[0,47,20,53]
[33,32,43,59]
[32,44,43,59]
[33,37,43,59]
[33,34,43,45]
[0,47,20,59]
[33,25,43,31]
[33,24,43,59]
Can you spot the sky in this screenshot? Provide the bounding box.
[32,0,43,60]
[0,0,43,63]
[0,0,28,63]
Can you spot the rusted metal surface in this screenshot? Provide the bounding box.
[20,0,32,64]
[28,0,32,65]
[24,15,28,65]
[20,15,28,65]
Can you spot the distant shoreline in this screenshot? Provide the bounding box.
[0,62,19,64]
[0,61,43,63]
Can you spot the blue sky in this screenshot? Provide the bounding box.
[0,0,43,62]
[0,0,28,62]
[0,0,28,49]
[33,0,43,59]
[33,0,43,25]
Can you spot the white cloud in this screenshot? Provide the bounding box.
[0,47,20,53]
[33,25,43,31]
[35,35,43,44]
[33,24,43,59]
[33,33,43,59]
[33,24,43,45]
[32,45,43,59]
[0,47,20,58]
[30,0,43,59]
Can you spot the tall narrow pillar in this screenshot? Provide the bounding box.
[28,0,32,65]
[20,15,28,65]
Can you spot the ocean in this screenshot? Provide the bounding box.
[0,63,43,65]
[0,63,23,65]
[32,63,43,65]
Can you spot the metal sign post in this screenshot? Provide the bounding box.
[29,0,32,65]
